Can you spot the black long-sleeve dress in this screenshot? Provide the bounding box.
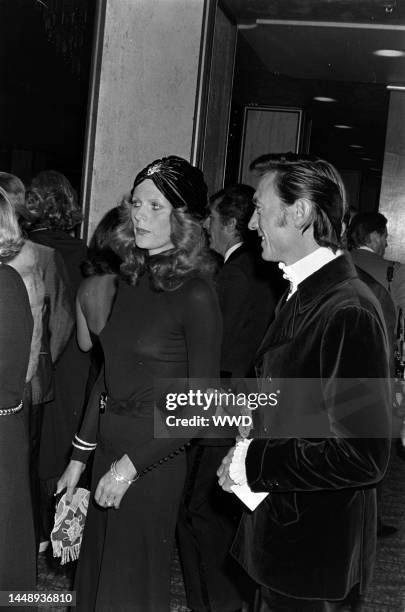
[72,268,222,611]
[0,264,35,594]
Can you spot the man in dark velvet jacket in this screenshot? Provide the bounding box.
[218,159,391,611]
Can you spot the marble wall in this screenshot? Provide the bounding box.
[380,91,405,264]
[82,0,206,240]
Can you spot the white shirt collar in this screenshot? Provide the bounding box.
[358,246,375,253]
[224,242,243,263]
[279,247,343,300]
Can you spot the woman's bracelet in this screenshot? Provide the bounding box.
[110,460,139,485]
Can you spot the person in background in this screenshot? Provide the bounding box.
[77,207,126,398]
[178,183,285,612]
[347,212,405,313]
[0,177,44,388]
[25,170,88,549]
[57,156,222,611]
[0,190,35,594]
[0,172,74,549]
[218,157,391,611]
[347,211,403,535]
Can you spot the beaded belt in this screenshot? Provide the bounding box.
[0,400,23,416]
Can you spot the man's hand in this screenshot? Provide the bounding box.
[217,446,237,493]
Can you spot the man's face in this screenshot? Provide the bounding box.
[369,228,388,257]
[249,172,293,262]
[203,203,229,256]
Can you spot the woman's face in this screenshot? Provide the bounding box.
[130,179,174,255]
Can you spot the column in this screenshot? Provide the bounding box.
[81,0,209,239]
[379,90,405,263]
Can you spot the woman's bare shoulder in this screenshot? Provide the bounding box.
[78,274,117,303]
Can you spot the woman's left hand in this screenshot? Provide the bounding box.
[94,454,137,510]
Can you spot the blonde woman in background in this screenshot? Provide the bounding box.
[0,190,35,593]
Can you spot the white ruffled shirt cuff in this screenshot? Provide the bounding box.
[229,438,253,486]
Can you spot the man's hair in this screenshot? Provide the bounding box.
[254,156,344,251]
[250,152,347,211]
[209,183,254,240]
[346,212,388,250]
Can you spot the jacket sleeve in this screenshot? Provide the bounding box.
[218,265,252,376]
[246,305,391,493]
[47,251,74,363]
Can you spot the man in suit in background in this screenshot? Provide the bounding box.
[177,184,285,612]
[347,211,404,534]
[207,184,285,378]
[347,212,405,314]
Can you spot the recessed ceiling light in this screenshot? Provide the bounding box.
[313,96,337,103]
[334,124,352,129]
[373,49,405,58]
[349,144,363,149]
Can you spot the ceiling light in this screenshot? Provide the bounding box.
[387,84,405,90]
[349,144,363,149]
[313,96,337,102]
[334,124,352,129]
[361,157,373,161]
[373,49,405,57]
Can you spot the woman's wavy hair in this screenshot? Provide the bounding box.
[119,156,214,291]
[0,188,24,262]
[25,170,83,232]
[0,172,37,230]
[82,207,126,277]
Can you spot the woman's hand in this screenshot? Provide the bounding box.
[56,460,85,504]
[94,454,137,510]
[401,419,405,448]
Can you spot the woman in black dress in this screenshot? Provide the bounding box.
[0,190,35,593]
[58,157,222,611]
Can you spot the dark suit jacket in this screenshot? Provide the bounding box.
[355,264,396,373]
[218,244,286,378]
[350,248,405,312]
[29,241,74,404]
[231,254,391,600]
